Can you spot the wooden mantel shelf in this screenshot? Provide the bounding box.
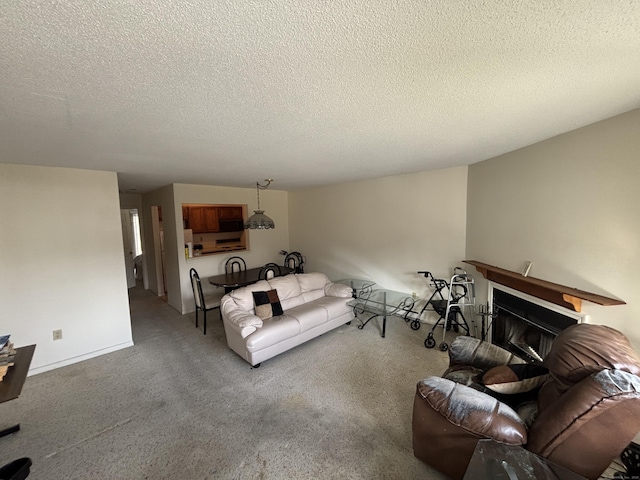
[463,260,625,312]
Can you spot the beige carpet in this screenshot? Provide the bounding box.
[0,283,456,479]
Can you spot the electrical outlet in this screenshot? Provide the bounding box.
[53,329,63,340]
[412,292,418,299]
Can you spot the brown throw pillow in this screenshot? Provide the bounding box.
[482,364,549,394]
[252,289,283,320]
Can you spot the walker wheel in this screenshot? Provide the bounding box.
[410,320,421,330]
[439,342,449,352]
[424,337,436,349]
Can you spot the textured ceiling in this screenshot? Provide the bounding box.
[1,1,639,193]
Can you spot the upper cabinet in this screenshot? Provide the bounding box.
[188,206,219,233]
[218,206,243,220]
[183,204,245,233]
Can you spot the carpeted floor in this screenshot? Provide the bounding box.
[0,283,456,479]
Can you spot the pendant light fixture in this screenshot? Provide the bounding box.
[245,179,275,229]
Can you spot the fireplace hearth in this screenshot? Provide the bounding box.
[490,286,584,363]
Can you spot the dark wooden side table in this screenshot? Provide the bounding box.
[0,344,36,438]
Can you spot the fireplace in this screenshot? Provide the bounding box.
[489,284,587,363]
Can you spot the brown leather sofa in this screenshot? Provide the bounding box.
[412,323,640,480]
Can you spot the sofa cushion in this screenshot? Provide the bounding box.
[301,289,325,304]
[229,280,272,312]
[252,289,283,320]
[245,315,301,352]
[296,273,329,292]
[482,364,549,394]
[310,295,353,320]
[279,294,305,312]
[267,274,301,300]
[544,323,640,393]
[286,302,329,332]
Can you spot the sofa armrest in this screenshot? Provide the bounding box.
[448,336,526,371]
[222,316,259,339]
[224,309,262,329]
[413,376,527,480]
[416,376,528,443]
[324,282,353,298]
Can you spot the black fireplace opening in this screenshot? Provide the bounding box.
[492,289,578,363]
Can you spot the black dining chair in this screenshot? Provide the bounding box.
[225,256,247,274]
[189,268,224,335]
[259,263,281,280]
[284,251,305,273]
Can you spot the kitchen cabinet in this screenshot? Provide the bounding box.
[218,206,243,220]
[183,204,245,234]
[188,206,219,233]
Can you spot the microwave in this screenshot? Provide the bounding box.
[219,219,244,232]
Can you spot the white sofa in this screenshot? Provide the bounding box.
[220,272,354,367]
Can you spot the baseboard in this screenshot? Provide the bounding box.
[27,341,135,376]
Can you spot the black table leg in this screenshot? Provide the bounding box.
[0,424,20,438]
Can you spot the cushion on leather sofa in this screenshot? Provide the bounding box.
[268,274,302,300]
[296,273,330,292]
[544,324,640,390]
[285,302,329,332]
[229,280,272,312]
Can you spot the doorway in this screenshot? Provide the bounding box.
[120,209,144,289]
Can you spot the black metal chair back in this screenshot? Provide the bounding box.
[259,263,281,280]
[225,256,247,274]
[283,251,305,273]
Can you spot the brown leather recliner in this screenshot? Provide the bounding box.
[412,323,640,480]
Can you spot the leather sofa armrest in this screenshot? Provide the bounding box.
[222,316,259,339]
[225,310,262,328]
[416,376,528,443]
[324,282,353,298]
[413,376,527,480]
[447,335,526,371]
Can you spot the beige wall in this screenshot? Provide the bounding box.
[0,164,133,373]
[466,109,640,347]
[289,167,468,321]
[141,185,175,301]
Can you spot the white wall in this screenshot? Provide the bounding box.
[0,164,133,373]
[289,167,468,322]
[141,185,174,300]
[155,183,290,314]
[466,108,640,348]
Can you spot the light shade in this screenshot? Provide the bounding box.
[245,210,275,229]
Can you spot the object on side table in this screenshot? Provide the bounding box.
[412,324,640,480]
[0,344,36,438]
[619,442,640,478]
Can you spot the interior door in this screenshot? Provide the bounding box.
[120,209,136,288]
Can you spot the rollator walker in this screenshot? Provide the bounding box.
[408,268,476,351]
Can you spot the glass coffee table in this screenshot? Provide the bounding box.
[347,288,415,338]
[462,439,587,479]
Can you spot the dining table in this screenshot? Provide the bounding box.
[209,266,294,292]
